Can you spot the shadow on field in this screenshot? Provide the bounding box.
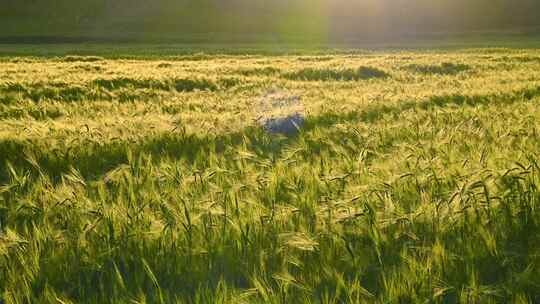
[0,77,240,102]
[310,85,540,125]
[91,77,237,92]
[491,55,540,63]
[1,85,539,183]
[403,62,472,75]
[234,67,281,77]
[283,66,389,81]
[62,55,105,62]
[0,106,64,120]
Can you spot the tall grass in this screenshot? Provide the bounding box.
[1,48,540,303]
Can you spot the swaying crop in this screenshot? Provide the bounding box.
[1,48,540,303]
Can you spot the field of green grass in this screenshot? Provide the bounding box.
[1,45,540,303]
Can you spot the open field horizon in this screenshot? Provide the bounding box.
[2,33,540,58]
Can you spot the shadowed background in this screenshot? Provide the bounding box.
[2,0,540,43]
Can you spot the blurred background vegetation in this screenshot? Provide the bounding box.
[2,0,540,43]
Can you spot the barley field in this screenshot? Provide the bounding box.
[1,47,540,303]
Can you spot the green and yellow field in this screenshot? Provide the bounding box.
[1,46,540,303]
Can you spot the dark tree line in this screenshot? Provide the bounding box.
[2,0,540,40]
